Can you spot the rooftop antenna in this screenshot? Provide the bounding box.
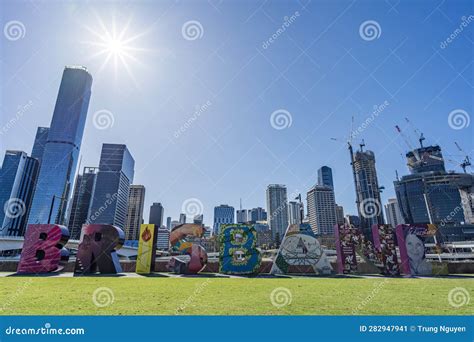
[359,139,366,152]
[395,170,399,181]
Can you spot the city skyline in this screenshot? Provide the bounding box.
[1,1,472,227]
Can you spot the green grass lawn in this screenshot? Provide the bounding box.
[0,275,472,315]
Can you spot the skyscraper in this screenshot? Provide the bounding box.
[288,201,302,225]
[384,198,404,228]
[124,185,146,241]
[266,184,289,242]
[88,144,135,230]
[0,151,39,236]
[149,202,164,227]
[193,214,203,225]
[350,144,385,235]
[335,204,345,225]
[306,185,336,235]
[28,66,92,226]
[213,204,234,235]
[166,216,172,230]
[31,127,49,165]
[68,167,98,239]
[394,144,474,230]
[249,207,267,223]
[318,166,334,188]
[179,213,186,224]
[236,209,248,223]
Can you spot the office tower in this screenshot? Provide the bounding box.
[213,204,234,235]
[288,201,302,225]
[236,209,248,223]
[335,205,345,225]
[156,226,170,250]
[350,144,385,234]
[166,216,172,230]
[31,127,49,165]
[307,185,337,235]
[0,151,39,236]
[193,214,203,225]
[384,198,404,228]
[318,166,334,188]
[149,202,164,227]
[249,207,267,223]
[394,144,474,239]
[124,185,146,241]
[254,222,273,247]
[266,184,289,242]
[170,220,180,229]
[28,66,92,226]
[179,213,186,224]
[88,144,135,230]
[68,167,98,239]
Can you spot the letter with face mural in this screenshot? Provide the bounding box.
[396,224,433,276]
[74,224,124,275]
[17,224,70,273]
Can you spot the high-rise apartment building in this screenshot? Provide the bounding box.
[307,185,336,235]
[384,198,404,228]
[124,185,145,240]
[266,184,289,242]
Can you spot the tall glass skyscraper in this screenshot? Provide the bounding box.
[318,166,334,188]
[88,144,135,230]
[0,151,39,236]
[31,127,49,165]
[149,202,164,227]
[28,66,92,226]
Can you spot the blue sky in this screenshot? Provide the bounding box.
[1,0,472,225]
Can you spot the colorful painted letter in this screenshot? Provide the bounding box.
[396,224,438,276]
[17,224,70,273]
[219,224,261,275]
[371,224,400,276]
[168,224,208,274]
[74,224,124,275]
[271,223,332,275]
[136,224,157,274]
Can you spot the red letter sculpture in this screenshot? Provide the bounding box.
[17,224,70,274]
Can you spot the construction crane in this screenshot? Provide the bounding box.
[454,142,472,173]
[405,117,425,148]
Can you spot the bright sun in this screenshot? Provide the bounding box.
[83,13,148,85]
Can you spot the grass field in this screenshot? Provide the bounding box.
[0,275,472,315]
